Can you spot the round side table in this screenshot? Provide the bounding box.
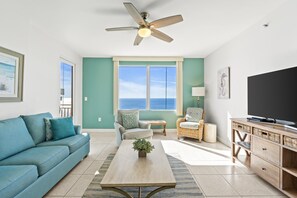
[203,123,217,143]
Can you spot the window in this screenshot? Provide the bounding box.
[119,65,176,110]
[119,66,147,109]
[150,67,176,110]
[60,60,74,117]
[113,57,183,115]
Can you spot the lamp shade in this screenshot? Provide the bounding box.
[192,87,205,96]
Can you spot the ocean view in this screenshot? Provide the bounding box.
[120,98,176,110]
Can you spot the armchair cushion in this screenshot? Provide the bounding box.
[180,122,200,130]
[122,111,139,129]
[122,128,153,139]
[186,108,203,122]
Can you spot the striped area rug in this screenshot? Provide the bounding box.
[83,154,204,198]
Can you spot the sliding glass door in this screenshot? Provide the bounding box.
[60,60,73,117]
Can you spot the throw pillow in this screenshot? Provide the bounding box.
[122,112,139,129]
[44,118,53,141]
[186,108,203,122]
[50,117,76,140]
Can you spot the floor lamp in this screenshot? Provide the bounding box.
[192,87,205,107]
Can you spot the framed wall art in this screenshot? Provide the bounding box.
[0,46,24,102]
[218,67,230,99]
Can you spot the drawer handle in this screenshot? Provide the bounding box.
[262,148,267,151]
[262,132,268,136]
[238,125,243,129]
[262,168,266,171]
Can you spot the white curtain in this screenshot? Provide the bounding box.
[176,60,183,116]
[113,60,119,115]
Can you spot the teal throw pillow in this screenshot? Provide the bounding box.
[50,117,76,140]
[122,112,139,129]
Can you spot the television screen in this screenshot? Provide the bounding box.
[248,66,297,123]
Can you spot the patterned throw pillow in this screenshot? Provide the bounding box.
[122,112,139,129]
[186,108,203,122]
[44,118,53,141]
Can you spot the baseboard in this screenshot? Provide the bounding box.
[82,129,115,133]
[217,136,230,147]
[82,128,177,133]
[153,129,177,133]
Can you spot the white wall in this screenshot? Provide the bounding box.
[0,1,82,124]
[204,0,297,145]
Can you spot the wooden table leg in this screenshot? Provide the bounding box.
[163,124,166,136]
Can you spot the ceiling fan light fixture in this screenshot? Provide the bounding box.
[138,27,151,38]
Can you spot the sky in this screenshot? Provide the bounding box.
[119,66,176,99]
[60,62,72,99]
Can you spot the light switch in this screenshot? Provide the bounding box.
[84,97,88,101]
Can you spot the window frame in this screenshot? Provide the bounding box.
[118,64,177,111]
[113,57,184,115]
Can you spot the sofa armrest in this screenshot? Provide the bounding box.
[176,117,186,130]
[139,121,151,129]
[74,125,81,135]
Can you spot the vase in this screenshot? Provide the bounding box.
[138,150,147,158]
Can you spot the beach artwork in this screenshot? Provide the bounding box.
[0,53,18,96]
[0,46,24,102]
[218,67,230,99]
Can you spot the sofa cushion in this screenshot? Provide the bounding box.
[21,112,53,144]
[37,133,90,153]
[50,117,76,140]
[0,117,35,161]
[0,165,38,198]
[180,121,200,129]
[122,128,153,139]
[122,111,139,129]
[0,146,69,176]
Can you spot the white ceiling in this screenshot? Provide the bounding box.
[15,0,288,57]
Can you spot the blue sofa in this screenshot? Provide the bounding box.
[0,113,90,198]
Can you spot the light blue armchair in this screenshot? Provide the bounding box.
[114,110,153,147]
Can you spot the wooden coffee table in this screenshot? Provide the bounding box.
[100,140,176,198]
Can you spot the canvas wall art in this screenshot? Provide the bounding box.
[217,67,230,99]
[0,46,24,102]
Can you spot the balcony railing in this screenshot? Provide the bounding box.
[59,104,72,117]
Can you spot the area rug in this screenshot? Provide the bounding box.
[83,154,204,198]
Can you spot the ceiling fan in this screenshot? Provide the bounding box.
[105,2,183,46]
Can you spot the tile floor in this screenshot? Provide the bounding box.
[44,131,286,198]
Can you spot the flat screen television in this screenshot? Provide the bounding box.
[248,66,297,125]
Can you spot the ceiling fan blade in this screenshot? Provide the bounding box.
[134,34,143,46]
[150,15,183,28]
[123,2,145,25]
[151,29,173,43]
[106,27,138,31]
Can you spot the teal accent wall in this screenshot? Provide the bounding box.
[82,58,204,129]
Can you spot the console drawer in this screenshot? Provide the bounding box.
[252,136,280,166]
[232,122,251,133]
[251,154,279,188]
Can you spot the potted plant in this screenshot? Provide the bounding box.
[132,139,155,158]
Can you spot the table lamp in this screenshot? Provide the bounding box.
[192,87,205,107]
